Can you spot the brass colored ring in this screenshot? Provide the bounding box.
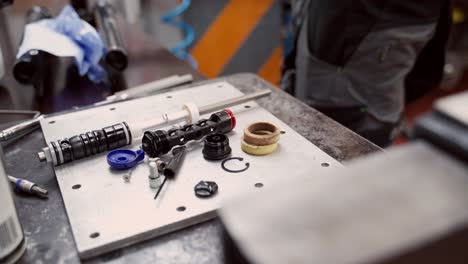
[243,122,280,146]
[241,140,278,156]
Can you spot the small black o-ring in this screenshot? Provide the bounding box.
[221,157,250,173]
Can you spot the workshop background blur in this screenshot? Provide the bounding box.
[2,0,468,143]
[4,0,284,81]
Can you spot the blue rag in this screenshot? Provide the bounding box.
[20,5,107,82]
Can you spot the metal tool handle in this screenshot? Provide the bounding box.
[0,115,43,141]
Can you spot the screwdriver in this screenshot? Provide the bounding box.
[8,175,48,198]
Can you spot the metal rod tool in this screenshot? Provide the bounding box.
[95,74,193,105]
[0,115,44,141]
[94,0,127,71]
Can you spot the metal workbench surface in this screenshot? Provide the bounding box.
[3,73,380,264]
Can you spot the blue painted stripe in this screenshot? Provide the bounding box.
[15,179,22,190]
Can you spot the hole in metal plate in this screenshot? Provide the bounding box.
[72,184,81,190]
[177,206,186,212]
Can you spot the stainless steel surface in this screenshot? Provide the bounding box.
[40,81,340,259]
[0,115,43,141]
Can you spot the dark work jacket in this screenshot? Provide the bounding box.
[308,1,447,66]
[284,0,452,105]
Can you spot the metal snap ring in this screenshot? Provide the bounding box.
[221,157,250,173]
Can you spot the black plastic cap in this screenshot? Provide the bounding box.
[203,134,232,161]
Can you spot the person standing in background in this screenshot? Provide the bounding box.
[283,0,453,147]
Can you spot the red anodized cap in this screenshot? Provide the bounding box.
[223,109,236,130]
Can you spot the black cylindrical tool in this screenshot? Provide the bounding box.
[94,0,128,71]
[142,109,235,158]
[203,134,232,160]
[13,6,51,84]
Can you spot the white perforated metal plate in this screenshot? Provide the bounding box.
[40,82,341,259]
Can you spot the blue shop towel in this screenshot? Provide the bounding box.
[17,5,106,82]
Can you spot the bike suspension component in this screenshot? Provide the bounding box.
[142,109,235,158]
[154,146,187,200]
[194,181,218,198]
[39,122,131,166]
[203,133,232,160]
[38,90,271,166]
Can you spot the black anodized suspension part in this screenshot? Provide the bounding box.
[142,109,236,158]
[51,122,131,165]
